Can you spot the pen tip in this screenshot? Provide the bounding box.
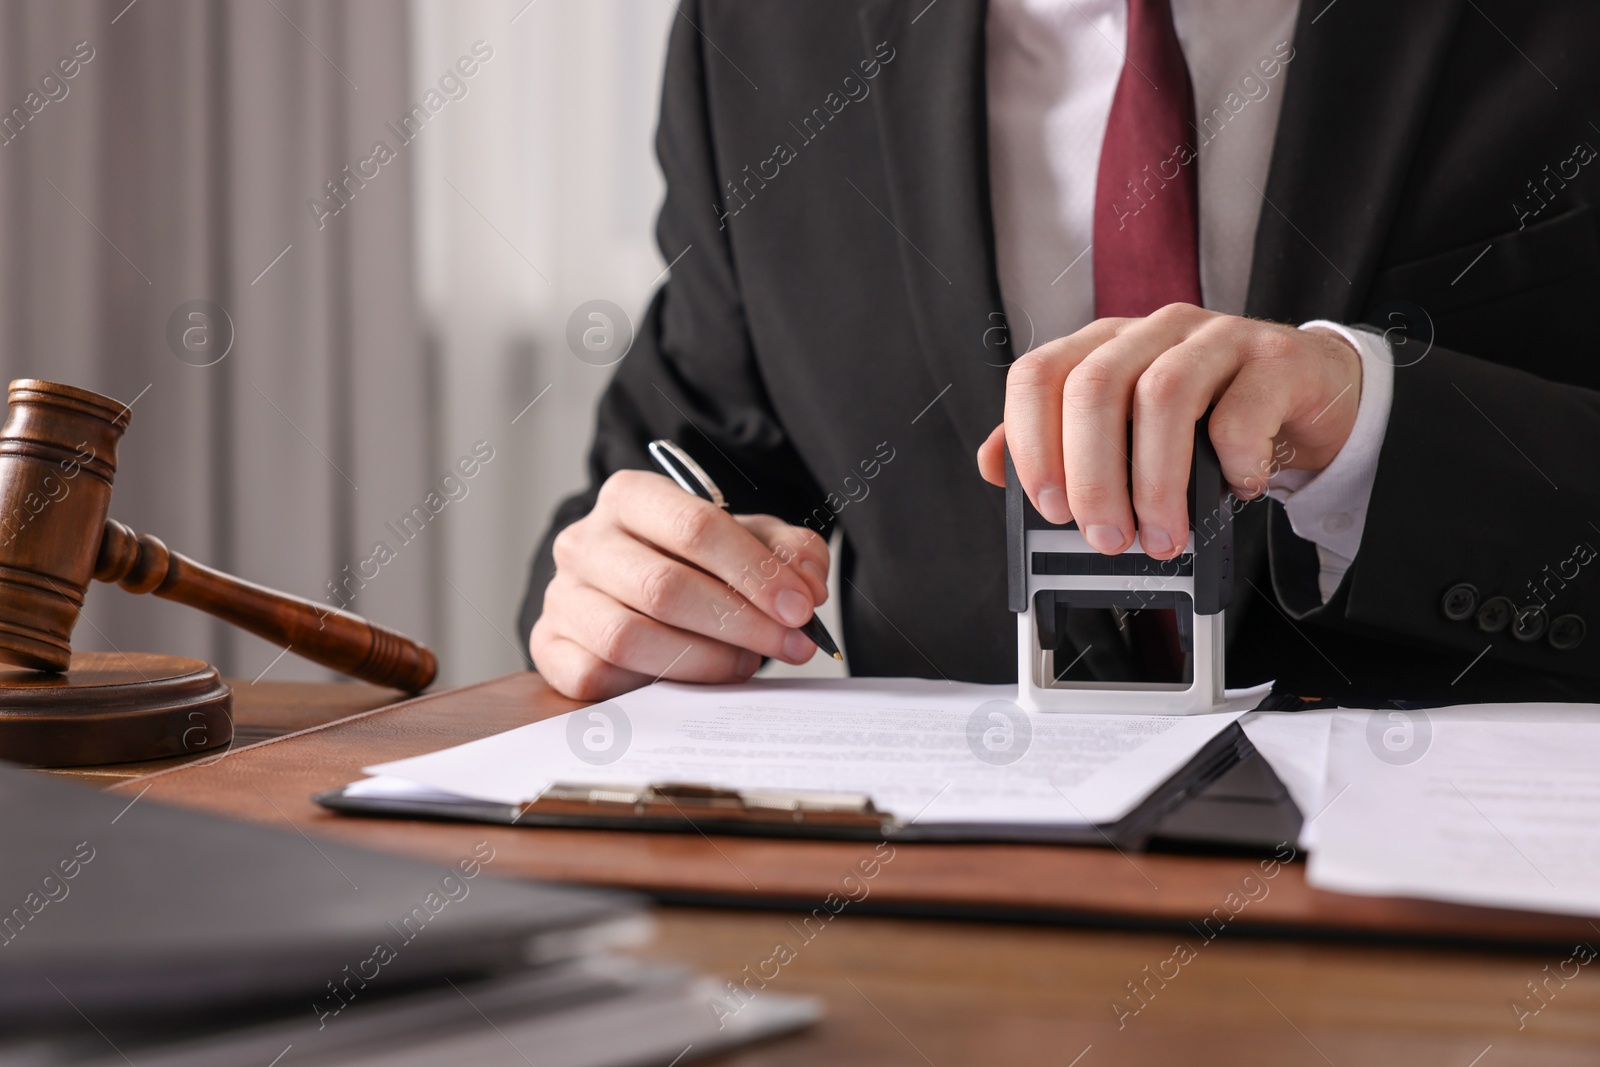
[832,651,843,660]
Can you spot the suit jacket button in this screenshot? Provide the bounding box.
[1512,605,1549,643]
[1549,613,1586,651]
[1476,595,1514,633]
[1441,582,1478,621]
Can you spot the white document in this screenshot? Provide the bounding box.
[1239,709,1339,847]
[359,678,1268,828]
[1307,706,1600,917]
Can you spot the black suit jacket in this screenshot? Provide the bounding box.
[520,0,1600,704]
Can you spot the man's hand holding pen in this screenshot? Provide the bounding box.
[531,469,832,701]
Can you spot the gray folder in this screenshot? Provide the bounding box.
[0,764,817,1065]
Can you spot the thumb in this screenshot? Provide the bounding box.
[976,423,1007,487]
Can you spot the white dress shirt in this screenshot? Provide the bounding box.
[985,0,1394,603]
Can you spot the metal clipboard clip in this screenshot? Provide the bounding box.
[519,781,890,831]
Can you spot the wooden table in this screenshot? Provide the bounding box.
[642,907,1600,1066]
[56,679,1600,1066]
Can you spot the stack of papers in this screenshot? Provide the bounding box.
[1243,705,1600,918]
[348,678,1270,844]
[340,677,1600,919]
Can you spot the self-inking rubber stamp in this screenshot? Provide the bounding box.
[1007,418,1233,714]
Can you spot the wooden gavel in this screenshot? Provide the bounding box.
[0,379,436,691]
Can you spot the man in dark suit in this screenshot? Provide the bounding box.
[519,0,1600,706]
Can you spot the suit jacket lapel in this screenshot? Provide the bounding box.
[851,0,1462,517]
[1246,0,1466,321]
[856,0,1466,442]
[857,0,1010,459]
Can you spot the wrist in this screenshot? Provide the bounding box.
[1284,325,1364,473]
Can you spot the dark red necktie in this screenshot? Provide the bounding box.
[1093,0,1201,318]
[1094,0,1200,680]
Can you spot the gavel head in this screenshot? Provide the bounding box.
[0,380,128,672]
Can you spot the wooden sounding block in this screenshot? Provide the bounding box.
[0,651,231,767]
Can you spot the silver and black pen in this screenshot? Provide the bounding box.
[647,438,843,662]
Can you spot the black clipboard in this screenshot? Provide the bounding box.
[315,721,1275,851]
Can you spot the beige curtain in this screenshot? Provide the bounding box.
[409,0,676,684]
[0,0,432,682]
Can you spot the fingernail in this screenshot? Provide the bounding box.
[736,649,761,677]
[783,629,814,662]
[1140,527,1172,555]
[1037,485,1072,524]
[799,560,827,587]
[1084,524,1125,553]
[775,589,812,627]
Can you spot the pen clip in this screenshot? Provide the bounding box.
[648,439,727,508]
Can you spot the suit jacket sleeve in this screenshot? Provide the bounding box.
[516,0,828,660]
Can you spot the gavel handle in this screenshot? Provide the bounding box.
[94,518,438,692]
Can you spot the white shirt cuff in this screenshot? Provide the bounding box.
[1266,320,1395,603]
